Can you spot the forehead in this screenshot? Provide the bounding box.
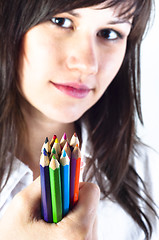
[65,6,133,26]
[64,1,134,25]
[56,0,137,24]
[92,1,136,19]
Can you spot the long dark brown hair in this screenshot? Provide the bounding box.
[0,0,157,239]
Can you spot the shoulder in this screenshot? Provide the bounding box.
[97,196,145,240]
[132,144,159,203]
[98,145,159,240]
[132,145,159,238]
[0,155,33,218]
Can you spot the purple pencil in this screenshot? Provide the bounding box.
[40,148,53,223]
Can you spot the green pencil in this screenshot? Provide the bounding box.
[49,155,62,223]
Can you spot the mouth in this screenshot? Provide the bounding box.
[50,82,91,99]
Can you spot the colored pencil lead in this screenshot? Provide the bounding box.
[63,149,66,157]
[50,135,57,148]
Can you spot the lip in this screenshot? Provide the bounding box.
[51,82,91,99]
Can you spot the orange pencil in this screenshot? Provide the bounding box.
[73,147,81,204]
[70,144,81,208]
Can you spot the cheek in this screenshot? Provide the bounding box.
[101,44,126,79]
[96,45,126,96]
[21,29,61,82]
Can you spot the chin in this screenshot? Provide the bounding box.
[40,101,89,123]
[48,109,85,123]
[57,113,83,123]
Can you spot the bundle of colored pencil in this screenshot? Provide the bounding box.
[40,133,81,223]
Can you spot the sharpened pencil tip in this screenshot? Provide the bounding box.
[63,132,67,140]
[53,135,57,140]
[43,148,48,156]
[52,147,56,154]
[63,149,66,157]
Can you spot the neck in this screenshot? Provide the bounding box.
[17,100,76,179]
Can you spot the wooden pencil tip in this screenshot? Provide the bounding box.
[50,155,60,169]
[65,141,69,147]
[45,137,49,143]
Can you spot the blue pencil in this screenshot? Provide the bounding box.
[59,149,70,217]
[40,148,53,223]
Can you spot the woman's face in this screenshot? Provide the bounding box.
[19,4,132,123]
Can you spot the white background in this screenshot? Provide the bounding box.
[139,0,159,152]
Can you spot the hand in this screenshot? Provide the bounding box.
[0,177,100,240]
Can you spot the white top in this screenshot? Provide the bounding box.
[0,137,159,239]
[97,147,159,240]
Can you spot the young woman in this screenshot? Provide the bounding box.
[0,0,158,239]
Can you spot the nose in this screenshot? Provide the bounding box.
[65,35,98,76]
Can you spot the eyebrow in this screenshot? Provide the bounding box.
[68,10,80,17]
[67,10,132,26]
[107,19,132,26]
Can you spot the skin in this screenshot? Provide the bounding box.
[19,6,131,124]
[18,5,132,178]
[1,4,132,239]
[0,179,100,240]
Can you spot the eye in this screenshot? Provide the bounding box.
[97,29,123,41]
[51,17,73,29]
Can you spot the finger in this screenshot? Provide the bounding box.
[12,176,41,220]
[69,182,100,225]
[21,176,41,199]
